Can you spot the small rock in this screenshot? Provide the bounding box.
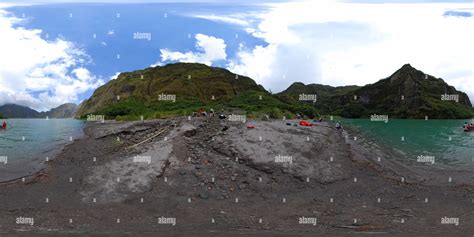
[194,172,202,177]
[184,129,197,137]
[199,193,209,199]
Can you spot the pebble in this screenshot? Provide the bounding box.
[238,184,247,190]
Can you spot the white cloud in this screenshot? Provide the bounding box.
[193,14,250,26]
[159,33,227,66]
[0,8,103,111]
[110,72,121,80]
[226,1,474,102]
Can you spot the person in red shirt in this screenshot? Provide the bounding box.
[2,121,6,129]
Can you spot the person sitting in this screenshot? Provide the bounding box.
[463,122,468,128]
[335,122,342,130]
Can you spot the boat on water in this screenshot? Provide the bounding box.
[463,121,474,132]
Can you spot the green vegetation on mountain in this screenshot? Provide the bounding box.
[76,63,318,120]
[76,63,473,120]
[0,112,4,119]
[278,64,473,119]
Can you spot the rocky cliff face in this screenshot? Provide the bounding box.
[278,64,473,119]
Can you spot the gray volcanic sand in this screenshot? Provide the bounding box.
[0,117,473,236]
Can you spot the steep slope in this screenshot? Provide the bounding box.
[41,103,78,118]
[352,64,472,118]
[76,63,271,118]
[277,82,360,115]
[278,64,473,119]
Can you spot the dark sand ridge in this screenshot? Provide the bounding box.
[0,117,473,236]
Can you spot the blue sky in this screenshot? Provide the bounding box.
[0,0,473,111]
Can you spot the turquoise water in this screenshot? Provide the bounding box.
[0,119,85,162]
[341,119,474,166]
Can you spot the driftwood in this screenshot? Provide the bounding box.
[125,127,169,150]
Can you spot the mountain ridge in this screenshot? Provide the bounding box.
[0,103,78,118]
[5,63,471,120]
[278,64,472,118]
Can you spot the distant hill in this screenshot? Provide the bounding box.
[0,104,41,118]
[278,64,473,119]
[0,103,78,118]
[41,103,78,118]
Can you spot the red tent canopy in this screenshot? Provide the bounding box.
[299,120,313,126]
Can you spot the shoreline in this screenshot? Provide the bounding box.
[1,117,473,234]
[0,122,83,184]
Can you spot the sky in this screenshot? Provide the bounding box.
[0,0,473,111]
